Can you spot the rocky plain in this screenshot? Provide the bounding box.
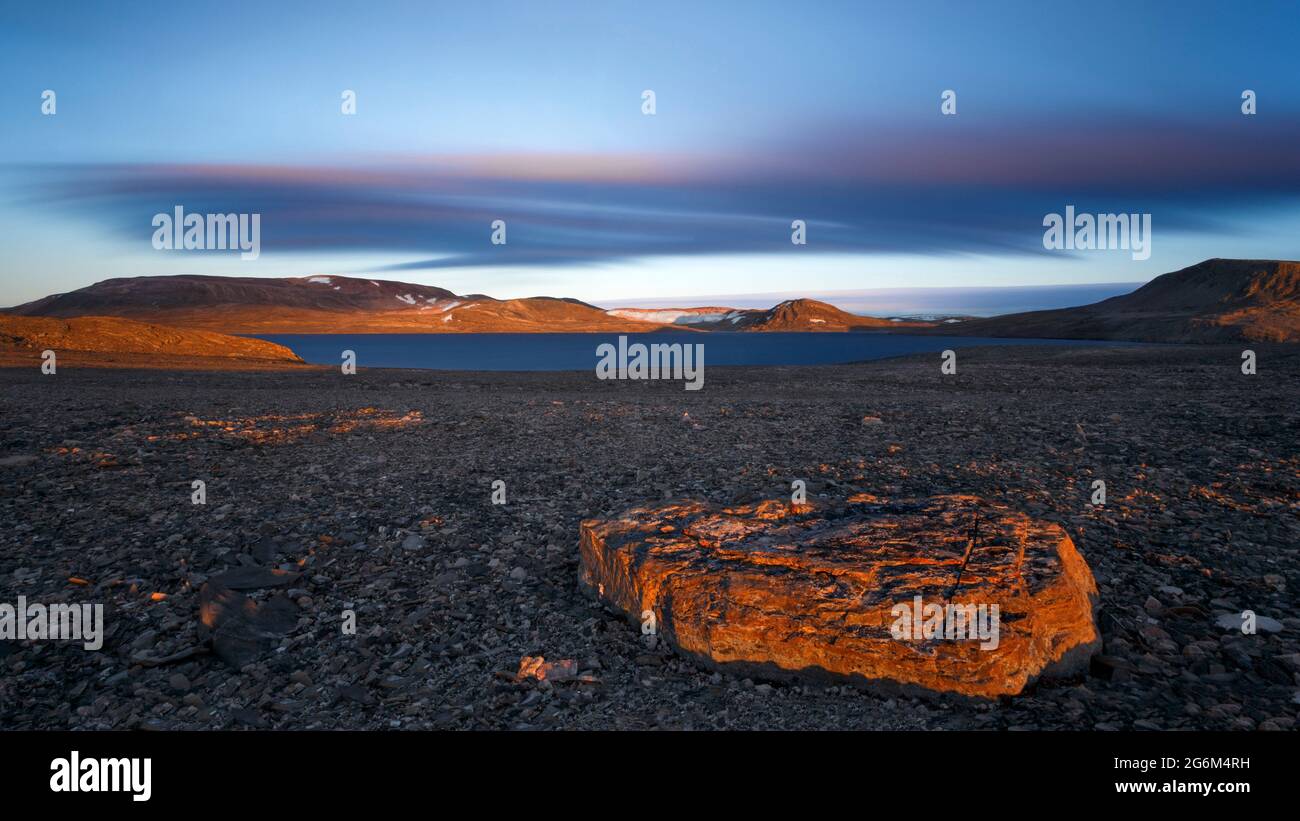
[1,342,1297,730]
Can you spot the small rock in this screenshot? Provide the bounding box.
[1215,612,1283,633]
[516,656,577,682]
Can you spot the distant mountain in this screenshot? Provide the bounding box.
[732,298,927,331]
[606,299,931,331]
[11,260,1295,341]
[5,275,665,334]
[938,259,1300,343]
[7,276,922,334]
[0,314,304,366]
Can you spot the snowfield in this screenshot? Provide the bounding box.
[605,308,732,325]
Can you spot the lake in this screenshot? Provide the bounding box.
[255,332,1131,371]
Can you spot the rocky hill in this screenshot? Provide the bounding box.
[941,259,1300,343]
[739,298,926,331]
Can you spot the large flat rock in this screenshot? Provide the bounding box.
[579,494,1101,698]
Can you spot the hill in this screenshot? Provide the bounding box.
[5,275,666,334]
[941,259,1300,343]
[0,314,306,369]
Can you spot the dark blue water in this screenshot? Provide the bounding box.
[255,332,1131,371]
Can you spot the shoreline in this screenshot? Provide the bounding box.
[1,338,1158,375]
[0,350,321,371]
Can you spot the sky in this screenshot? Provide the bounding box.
[1,0,1298,309]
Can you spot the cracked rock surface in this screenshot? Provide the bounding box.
[581,494,1101,698]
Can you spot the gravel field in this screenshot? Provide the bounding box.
[1,343,1297,730]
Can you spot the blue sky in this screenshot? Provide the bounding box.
[2,0,1298,307]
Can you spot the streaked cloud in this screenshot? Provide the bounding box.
[14,115,1300,274]
[4,1,1300,304]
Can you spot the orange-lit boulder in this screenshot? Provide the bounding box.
[579,494,1100,699]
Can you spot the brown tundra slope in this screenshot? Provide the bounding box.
[0,314,306,369]
[4,274,670,334]
[940,259,1300,343]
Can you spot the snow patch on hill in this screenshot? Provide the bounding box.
[606,308,730,325]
